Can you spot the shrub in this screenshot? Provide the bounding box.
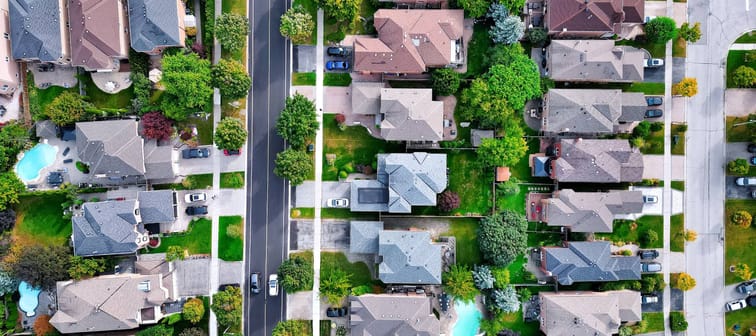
[142,111,173,141]
[492,267,510,289]
[684,229,697,242]
[670,311,688,331]
[650,122,663,132]
[621,249,633,256]
[334,114,346,125]
[633,120,651,138]
[731,210,753,228]
[678,22,702,42]
[351,285,372,296]
[734,263,753,281]
[75,161,90,174]
[645,17,678,43]
[431,68,461,96]
[527,28,547,46]
[443,264,478,302]
[33,314,54,336]
[437,190,461,212]
[182,297,205,324]
[226,222,243,239]
[342,162,354,173]
[672,77,698,97]
[496,177,520,196]
[677,124,688,132]
[732,65,756,88]
[728,158,750,175]
[338,170,348,179]
[326,30,346,43]
[672,272,696,291]
[641,229,659,246]
[278,256,313,292]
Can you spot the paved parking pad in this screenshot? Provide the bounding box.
[292,220,349,251]
[294,181,350,207]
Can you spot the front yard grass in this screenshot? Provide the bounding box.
[220,172,245,189]
[641,125,665,155]
[293,250,378,288]
[672,37,687,58]
[321,208,379,220]
[726,308,756,335]
[442,218,482,266]
[291,207,315,219]
[292,72,352,86]
[556,81,665,95]
[670,214,685,252]
[148,218,212,255]
[186,174,214,189]
[596,216,664,248]
[13,193,71,246]
[218,216,243,261]
[616,39,666,58]
[292,72,316,86]
[725,200,756,284]
[672,125,686,155]
[735,31,756,43]
[80,73,133,109]
[447,150,491,215]
[643,312,666,332]
[726,115,755,142]
[671,180,685,191]
[727,50,756,88]
[178,115,215,145]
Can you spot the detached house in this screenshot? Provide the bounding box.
[354,9,464,74]
[68,0,129,71]
[535,189,643,232]
[0,0,18,95]
[532,139,643,183]
[545,0,644,38]
[540,241,641,285]
[539,290,642,336]
[546,40,645,83]
[9,0,70,63]
[349,295,440,336]
[127,0,185,54]
[542,89,647,134]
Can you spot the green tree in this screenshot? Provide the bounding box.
[734,263,752,281]
[67,256,106,280]
[728,158,750,175]
[732,65,756,88]
[458,0,491,18]
[130,72,152,114]
[485,43,526,68]
[320,0,359,23]
[274,149,313,186]
[731,210,752,228]
[137,325,173,336]
[280,6,314,44]
[431,68,461,96]
[45,92,91,126]
[272,320,309,336]
[670,311,688,331]
[215,13,249,52]
[527,27,548,46]
[214,117,247,151]
[211,285,242,327]
[179,328,207,336]
[278,256,313,292]
[485,61,541,111]
[166,246,186,261]
[492,267,510,289]
[0,173,24,212]
[488,4,524,45]
[645,17,678,43]
[442,264,479,302]
[478,211,527,266]
[672,272,696,291]
[472,265,494,290]
[276,93,319,149]
[320,267,351,305]
[160,53,213,120]
[0,270,18,297]
[476,133,527,168]
[6,244,71,291]
[0,122,30,171]
[678,22,702,42]
[182,297,205,324]
[499,0,525,13]
[458,80,514,129]
[672,77,698,97]
[633,120,651,138]
[642,229,659,246]
[490,285,520,313]
[212,59,251,100]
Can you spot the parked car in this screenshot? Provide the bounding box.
[269,274,279,296]
[224,149,241,156]
[643,195,658,204]
[326,308,339,317]
[38,64,54,72]
[641,294,659,304]
[182,148,210,159]
[646,96,663,106]
[726,299,748,311]
[737,280,756,294]
[644,58,664,67]
[641,262,662,273]
[185,206,208,216]
[747,295,756,307]
[750,156,756,165]
[736,177,756,186]
[644,109,663,118]
[184,193,207,203]
[752,190,756,199]
[327,198,349,208]
[327,47,350,57]
[250,272,261,295]
[638,249,659,260]
[326,61,349,71]
[748,143,756,153]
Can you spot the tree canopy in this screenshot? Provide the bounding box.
[214,117,247,151]
[45,92,91,126]
[728,158,750,175]
[215,13,250,52]
[431,68,461,96]
[320,267,351,305]
[272,320,309,336]
[472,265,494,290]
[183,297,206,324]
[68,256,106,280]
[276,93,319,149]
[459,80,514,129]
[212,59,252,100]
[458,0,491,18]
[437,190,461,213]
[672,272,696,291]
[478,211,528,266]
[476,128,527,168]
[280,6,314,44]
[319,0,358,24]
[645,17,678,43]
[137,325,173,336]
[0,270,18,297]
[5,244,71,290]
[33,314,54,336]
[0,173,25,212]
[211,285,242,327]
[485,62,541,111]
[274,148,313,186]
[490,285,520,313]
[678,22,702,42]
[160,53,213,120]
[442,264,478,302]
[488,4,524,45]
[278,255,313,292]
[672,77,698,97]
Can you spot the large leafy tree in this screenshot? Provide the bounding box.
[485,61,541,111]
[33,314,54,336]
[459,80,514,129]
[274,149,313,186]
[319,0,359,23]
[442,264,478,302]
[183,297,206,324]
[215,13,249,52]
[276,93,319,149]
[320,267,351,305]
[161,53,213,120]
[0,173,25,212]
[527,28,547,46]
[45,91,91,126]
[488,4,524,45]
[68,256,106,280]
[280,6,314,44]
[141,111,173,141]
[672,77,698,97]
[732,65,756,88]
[211,285,242,328]
[0,270,18,297]
[214,117,247,151]
[678,22,702,42]
[0,122,30,171]
[645,17,677,43]
[431,68,461,96]
[478,211,528,266]
[212,59,251,100]
[0,209,15,233]
[272,320,309,336]
[5,244,71,290]
[476,134,527,168]
[437,190,461,213]
[458,0,491,18]
[672,272,696,291]
[278,255,313,292]
[670,311,688,332]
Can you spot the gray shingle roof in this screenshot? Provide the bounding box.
[380,89,443,141]
[553,139,643,183]
[543,189,644,232]
[471,129,494,147]
[35,120,57,139]
[539,290,641,336]
[620,92,647,121]
[137,190,177,223]
[76,120,146,179]
[127,0,184,53]
[378,230,441,284]
[351,82,384,115]
[349,295,440,335]
[144,140,175,180]
[349,221,384,254]
[542,241,641,285]
[543,89,646,134]
[9,0,66,62]
[547,40,644,82]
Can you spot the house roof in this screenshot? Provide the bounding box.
[545,0,644,35]
[77,120,146,178]
[553,139,643,183]
[127,0,183,53]
[378,230,441,284]
[68,0,128,70]
[144,140,175,180]
[471,129,494,147]
[543,241,641,285]
[351,82,384,115]
[353,9,463,74]
[35,120,57,139]
[543,89,646,134]
[539,290,642,336]
[380,88,443,141]
[349,295,440,335]
[543,189,644,232]
[9,0,64,61]
[547,40,644,82]
[349,221,384,254]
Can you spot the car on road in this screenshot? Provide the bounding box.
[184,193,207,203]
[185,206,208,216]
[736,177,756,186]
[250,272,261,295]
[641,294,659,304]
[327,198,349,208]
[644,58,664,67]
[748,143,756,153]
[182,148,210,159]
[641,262,662,273]
[747,295,756,307]
[223,149,241,156]
[638,249,659,260]
[269,274,279,296]
[644,109,663,118]
[327,47,350,57]
[726,299,748,311]
[646,96,663,106]
[326,61,349,71]
[737,280,756,294]
[643,195,658,204]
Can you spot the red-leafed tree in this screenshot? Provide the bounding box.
[33,314,54,336]
[437,190,461,212]
[142,112,173,141]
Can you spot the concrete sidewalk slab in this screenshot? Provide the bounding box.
[725,89,756,117]
[643,155,685,180]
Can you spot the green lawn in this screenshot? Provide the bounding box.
[726,115,755,142]
[293,251,378,288]
[447,151,492,215]
[220,172,245,189]
[291,207,315,219]
[148,218,212,255]
[726,309,756,335]
[26,72,78,119]
[672,126,686,155]
[616,39,666,58]
[292,0,318,45]
[186,174,214,189]
[725,200,756,284]
[218,216,244,261]
[643,312,666,332]
[672,37,687,58]
[80,73,134,109]
[464,24,491,78]
[625,82,666,95]
[321,208,379,220]
[481,311,541,336]
[13,193,71,246]
[670,214,685,252]
[292,72,316,86]
[292,73,352,86]
[442,218,481,266]
[671,180,685,191]
[506,254,536,284]
[596,216,664,248]
[735,31,756,43]
[556,81,665,95]
[322,114,403,181]
[727,50,756,88]
[641,126,665,155]
[178,115,215,145]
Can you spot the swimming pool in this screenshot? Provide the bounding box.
[18,281,41,317]
[14,143,58,183]
[452,300,482,336]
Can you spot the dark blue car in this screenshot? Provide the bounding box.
[182,148,210,159]
[326,61,349,71]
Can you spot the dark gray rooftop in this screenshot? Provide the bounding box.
[543,189,644,232]
[349,221,384,254]
[76,120,146,179]
[378,230,441,284]
[127,0,183,53]
[543,89,646,134]
[9,0,65,62]
[349,295,440,335]
[553,139,644,183]
[543,241,641,285]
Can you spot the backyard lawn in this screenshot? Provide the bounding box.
[464,25,491,78]
[220,172,245,189]
[726,50,756,88]
[726,115,755,142]
[26,73,78,119]
[643,312,665,332]
[724,200,756,284]
[80,73,133,109]
[13,193,71,246]
[148,218,212,255]
[506,254,537,284]
[596,216,665,248]
[219,216,243,261]
[442,218,482,266]
[670,214,685,252]
[447,151,492,215]
[483,311,540,336]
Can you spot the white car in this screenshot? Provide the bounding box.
[726,299,748,311]
[643,195,658,204]
[184,193,207,203]
[644,58,664,68]
[736,177,756,186]
[327,198,349,208]
[268,274,279,296]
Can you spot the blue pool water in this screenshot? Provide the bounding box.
[14,143,57,183]
[18,281,40,317]
[453,300,482,336]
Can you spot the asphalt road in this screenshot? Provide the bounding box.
[244,0,291,333]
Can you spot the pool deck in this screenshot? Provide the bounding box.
[15,142,59,185]
[19,136,91,189]
[18,287,54,332]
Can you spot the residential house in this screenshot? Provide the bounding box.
[532,139,643,183]
[68,0,129,71]
[544,0,644,38]
[353,9,464,74]
[349,221,442,284]
[50,255,178,333]
[546,40,644,83]
[537,189,643,232]
[376,0,444,8]
[540,241,641,285]
[9,0,70,63]
[542,89,647,134]
[127,0,185,54]
[350,152,447,213]
[349,294,440,335]
[539,290,642,336]
[0,0,18,95]
[72,190,177,256]
[76,120,175,184]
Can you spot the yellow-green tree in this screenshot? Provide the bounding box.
[672,272,696,291]
[182,297,205,324]
[734,263,753,281]
[672,78,698,97]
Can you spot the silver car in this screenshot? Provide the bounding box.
[726,299,748,311]
[327,198,349,208]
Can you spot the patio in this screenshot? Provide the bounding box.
[31,64,78,89]
[91,71,132,93]
[0,90,21,124]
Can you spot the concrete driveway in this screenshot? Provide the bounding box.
[294,45,316,72]
[291,220,349,251]
[176,145,247,175]
[725,89,756,117]
[644,65,665,83]
[642,155,685,180]
[725,142,754,163]
[294,181,350,207]
[293,85,351,114]
[168,189,248,232]
[615,187,684,217]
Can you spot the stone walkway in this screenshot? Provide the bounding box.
[724,89,756,117]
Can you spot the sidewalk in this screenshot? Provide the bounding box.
[310,8,326,336]
[208,0,223,333]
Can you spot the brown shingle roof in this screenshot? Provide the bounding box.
[68,0,128,70]
[545,0,644,35]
